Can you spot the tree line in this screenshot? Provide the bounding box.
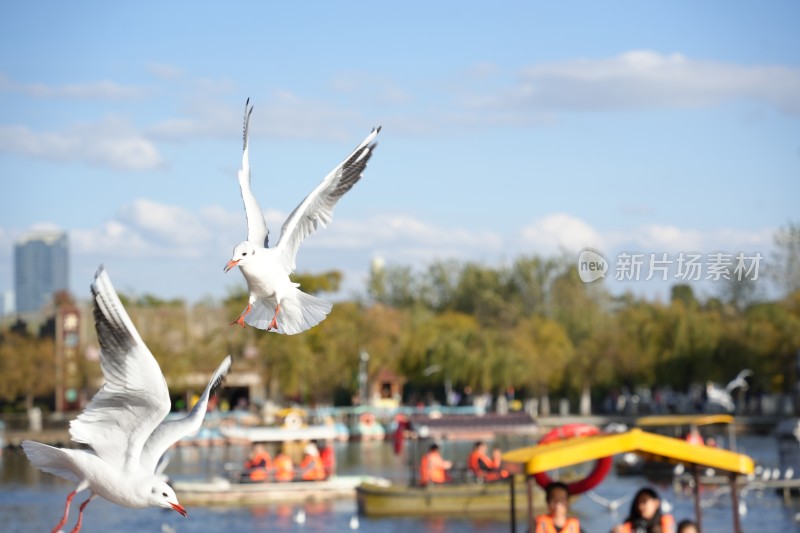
[1,224,799,413]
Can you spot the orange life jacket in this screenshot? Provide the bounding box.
[320,446,335,477]
[300,454,326,481]
[534,515,581,533]
[467,449,509,481]
[273,453,295,482]
[419,451,448,485]
[244,451,272,481]
[618,514,676,533]
[685,432,704,446]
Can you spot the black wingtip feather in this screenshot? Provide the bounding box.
[242,98,254,151]
[209,356,233,398]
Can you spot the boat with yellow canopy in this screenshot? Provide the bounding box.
[617,414,738,478]
[502,428,754,533]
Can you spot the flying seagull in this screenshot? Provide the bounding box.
[224,98,380,334]
[22,266,231,533]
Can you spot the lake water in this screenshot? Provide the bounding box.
[1,434,798,532]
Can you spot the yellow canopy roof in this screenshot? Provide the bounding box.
[277,407,308,418]
[502,428,753,476]
[635,414,735,427]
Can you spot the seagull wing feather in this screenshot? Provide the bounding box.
[140,355,232,473]
[275,127,380,271]
[69,267,171,471]
[238,98,269,247]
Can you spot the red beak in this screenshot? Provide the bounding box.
[223,259,240,273]
[171,502,188,517]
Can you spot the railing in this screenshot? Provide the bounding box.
[0,412,73,433]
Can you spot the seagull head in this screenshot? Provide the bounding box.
[225,241,257,272]
[149,480,187,517]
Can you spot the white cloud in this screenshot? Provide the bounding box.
[149,91,362,142]
[607,224,773,255]
[118,199,213,247]
[147,63,185,80]
[1,199,779,302]
[0,74,148,100]
[0,117,164,170]
[462,50,800,115]
[521,213,605,252]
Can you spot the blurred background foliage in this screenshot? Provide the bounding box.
[1,223,799,412]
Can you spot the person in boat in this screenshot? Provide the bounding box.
[317,439,335,478]
[684,425,704,446]
[467,441,509,482]
[676,520,698,533]
[534,481,583,533]
[299,442,326,481]
[419,443,453,486]
[243,443,272,482]
[273,445,295,482]
[611,487,676,533]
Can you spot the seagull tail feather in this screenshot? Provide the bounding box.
[21,440,82,484]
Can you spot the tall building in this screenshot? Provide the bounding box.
[14,230,69,313]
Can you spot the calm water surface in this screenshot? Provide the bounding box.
[1,435,798,532]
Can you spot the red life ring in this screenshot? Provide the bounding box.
[532,424,612,495]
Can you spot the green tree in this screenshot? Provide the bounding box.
[0,332,55,409]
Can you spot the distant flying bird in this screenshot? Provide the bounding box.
[22,267,231,533]
[705,369,752,412]
[585,490,631,512]
[725,369,753,393]
[224,98,380,334]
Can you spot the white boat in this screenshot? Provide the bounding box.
[219,424,339,443]
[173,475,387,506]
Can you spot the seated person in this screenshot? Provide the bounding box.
[467,441,509,482]
[243,443,272,482]
[612,487,676,533]
[299,442,326,481]
[419,443,453,486]
[535,481,583,533]
[273,446,295,482]
[318,440,335,478]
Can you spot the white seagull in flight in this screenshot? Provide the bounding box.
[22,267,232,533]
[224,98,380,334]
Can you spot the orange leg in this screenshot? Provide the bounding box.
[230,303,252,327]
[267,303,281,331]
[68,495,94,533]
[52,490,77,533]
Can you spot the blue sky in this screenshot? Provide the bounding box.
[1,1,798,306]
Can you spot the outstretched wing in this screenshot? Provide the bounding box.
[69,267,171,471]
[238,98,269,247]
[275,126,380,271]
[140,355,232,473]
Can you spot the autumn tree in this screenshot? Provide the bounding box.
[0,331,55,410]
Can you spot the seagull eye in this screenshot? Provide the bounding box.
[162,492,168,497]
[242,252,248,256]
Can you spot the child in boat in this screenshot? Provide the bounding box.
[611,487,676,533]
[534,481,583,533]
